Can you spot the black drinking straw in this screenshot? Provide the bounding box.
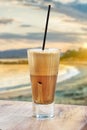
[42,5,51,50]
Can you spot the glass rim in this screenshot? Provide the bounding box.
[27,48,60,53]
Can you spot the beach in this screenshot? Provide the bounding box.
[0,61,87,105]
[55,63,87,105]
[0,64,79,90]
[0,63,82,101]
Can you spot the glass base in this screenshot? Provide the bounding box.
[32,102,54,119]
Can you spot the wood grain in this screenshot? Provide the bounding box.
[0,100,87,130]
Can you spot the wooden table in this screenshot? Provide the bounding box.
[0,100,87,130]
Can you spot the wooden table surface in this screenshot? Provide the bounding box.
[0,100,87,130]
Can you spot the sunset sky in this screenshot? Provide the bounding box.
[0,0,87,52]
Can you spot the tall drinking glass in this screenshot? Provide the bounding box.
[27,48,60,119]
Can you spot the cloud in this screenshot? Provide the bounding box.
[63,18,76,23]
[0,33,25,39]
[0,32,84,43]
[53,0,87,4]
[36,0,87,22]
[53,2,87,22]
[27,32,87,43]
[53,0,75,4]
[22,0,43,6]
[82,27,87,32]
[0,18,14,25]
[68,2,87,13]
[15,0,87,22]
[20,24,31,28]
[53,0,87,14]
[79,0,87,3]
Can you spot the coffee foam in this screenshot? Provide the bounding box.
[29,48,59,54]
[28,48,60,76]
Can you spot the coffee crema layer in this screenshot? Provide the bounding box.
[28,48,60,75]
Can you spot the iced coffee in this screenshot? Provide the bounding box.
[28,48,59,104]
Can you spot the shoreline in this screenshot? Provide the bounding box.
[0,64,80,98]
[0,58,28,64]
[58,65,80,83]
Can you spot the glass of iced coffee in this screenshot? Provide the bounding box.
[27,48,60,119]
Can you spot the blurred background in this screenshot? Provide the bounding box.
[0,0,87,105]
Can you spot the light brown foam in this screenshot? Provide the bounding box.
[28,49,60,76]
